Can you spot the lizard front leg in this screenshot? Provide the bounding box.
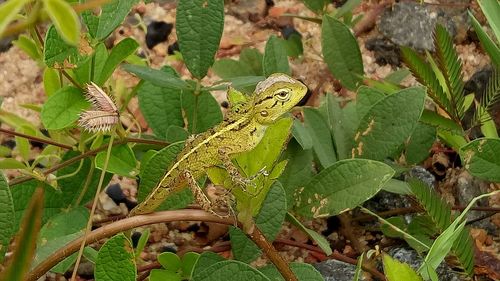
[182,170,231,218]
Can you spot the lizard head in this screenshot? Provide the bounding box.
[252,73,308,124]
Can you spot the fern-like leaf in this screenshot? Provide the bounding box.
[401,47,454,119]
[434,25,466,119]
[408,178,474,276]
[471,66,500,127]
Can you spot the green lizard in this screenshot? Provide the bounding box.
[129,73,307,217]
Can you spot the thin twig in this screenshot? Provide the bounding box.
[125,137,169,147]
[0,128,73,150]
[26,210,235,281]
[248,225,299,281]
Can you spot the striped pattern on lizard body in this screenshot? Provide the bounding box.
[129,73,308,216]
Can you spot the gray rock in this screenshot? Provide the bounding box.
[314,259,357,281]
[388,247,466,281]
[407,166,436,189]
[378,2,468,51]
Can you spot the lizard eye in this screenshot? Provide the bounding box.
[274,89,290,101]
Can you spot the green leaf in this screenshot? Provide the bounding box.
[58,151,113,206]
[259,262,323,281]
[96,38,139,85]
[405,122,436,165]
[13,35,41,61]
[43,0,81,45]
[95,144,137,177]
[286,213,332,255]
[166,126,189,143]
[255,182,287,241]
[434,24,465,118]
[279,140,314,207]
[41,86,89,130]
[176,0,224,79]
[401,47,452,115]
[301,0,328,14]
[138,142,193,211]
[291,119,313,150]
[335,0,362,19]
[92,43,109,81]
[95,0,139,41]
[461,138,500,182]
[82,9,99,38]
[181,252,200,278]
[43,25,78,67]
[263,35,291,76]
[321,15,363,90]
[0,0,31,38]
[158,252,181,271]
[240,48,264,76]
[303,107,336,169]
[383,254,423,281]
[43,67,60,96]
[382,179,411,195]
[296,159,394,218]
[0,159,26,169]
[192,251,225,278]
[33,207,89,272]
[150,269,181,281]
[0,187,43,281]
[0,173,14,262]
[192,260,270,281]
[122,64,191,90]
[229,226,261,263]
[95,234,136,281]
[134,229,149,257]
[181,90,222,134]
[324,94,350,160]
[469,11,500,66]
[14,126,31,161]
[477,0,500,42]
[384,68,411,84]
[137,67,184,139]
[352,87,426,160]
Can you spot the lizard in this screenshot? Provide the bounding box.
[129,73,308,217]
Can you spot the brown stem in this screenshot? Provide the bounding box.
[125,137,169,147]
[61,70,83,89]
[0,128,73,150]
[26,210,235,281]
[248,225,298,281]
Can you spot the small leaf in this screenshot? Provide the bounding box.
[192,252,225,278]
[296,159,394,218]
[301,0,329,14]
[134,229,150,257]
[0,187,44,281]
[255,182,287,241]
[469,11,500,66]
[41,86,89,130]
[149,269,181,281]
[43,25,78,67]
[43,0,81,45]
[321,15,363,90]
[291,119,313,150]
[176,0,224,79]
[229,226,261,264]
[158,252,181,271]
[43,67,60,96]
[461,138,500,182]
[95,0,139,41]
[0,0,31,38]
[95,234,136,281]
[95,144,137,178]
[82,9,99,38]
[122,64,191,90]
[286,213,332,255]
[405,122,436,165]
[0,173,14,262]
[13,35,41,60]
[383,254,423,281]
[181,90,222,134]
[0,159,26,169]
[181,252,200,278]
[476,0,500,43]
[303,107,336,169]
[263,35,291,76]
[96,38,139,85]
